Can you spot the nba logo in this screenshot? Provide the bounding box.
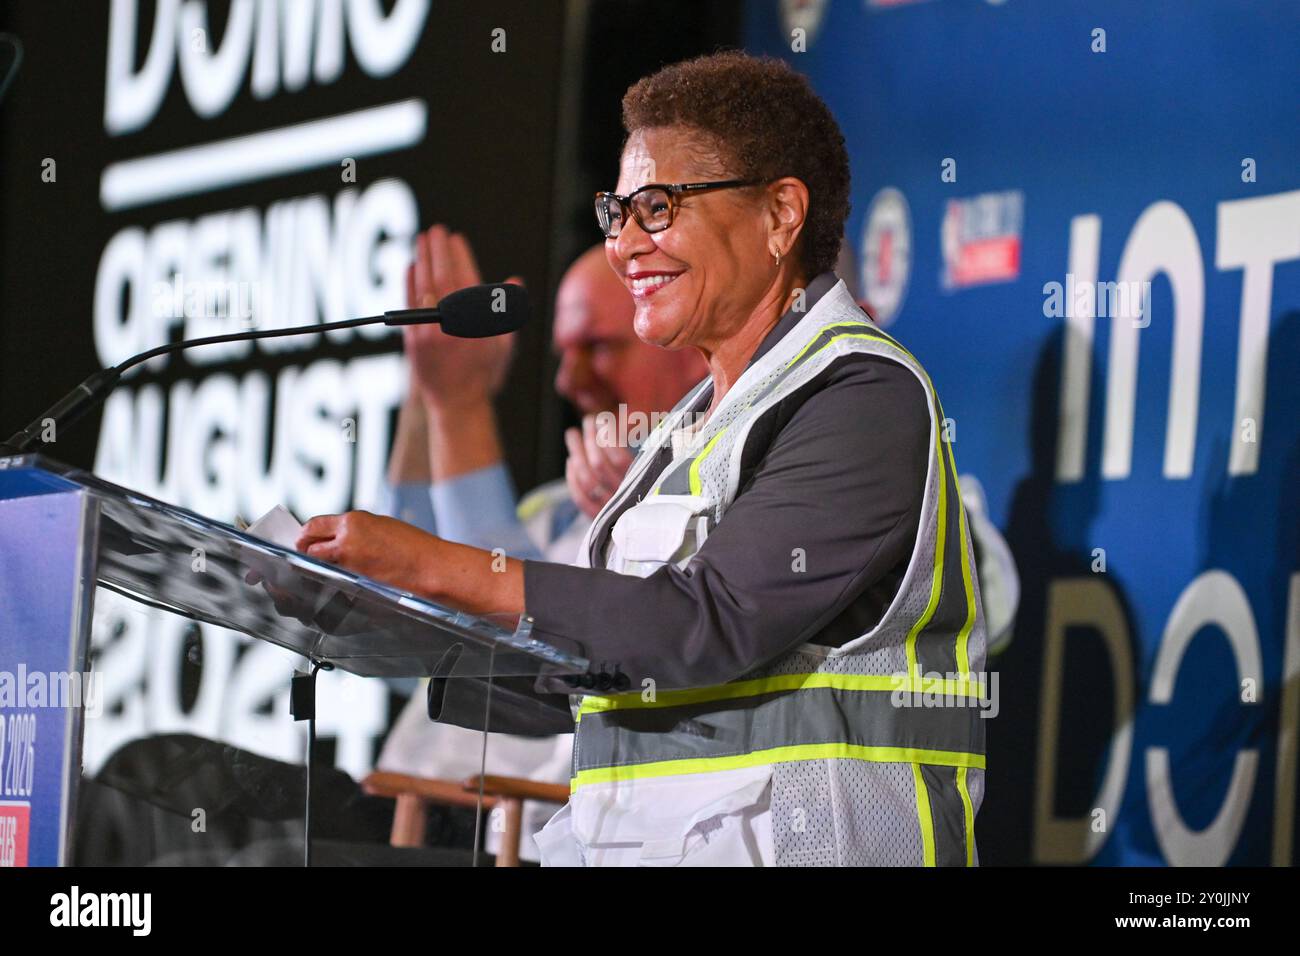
[941,190,1024,290]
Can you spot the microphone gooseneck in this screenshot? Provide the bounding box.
[0,282,528,455]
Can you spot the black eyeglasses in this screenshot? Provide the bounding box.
[594,180,763,239]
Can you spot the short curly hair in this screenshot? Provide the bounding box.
[621,51,851,278]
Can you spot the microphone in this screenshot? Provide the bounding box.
[0,282,528,455]
[383,281,527,337]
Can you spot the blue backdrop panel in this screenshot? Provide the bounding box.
[747,0,1299,865]
[0,474,92,867]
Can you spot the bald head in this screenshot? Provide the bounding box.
[560,245,630,306]
[551,244,705,418]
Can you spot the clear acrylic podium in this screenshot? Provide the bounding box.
[0,455,587,866]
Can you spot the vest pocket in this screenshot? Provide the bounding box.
[636,776,775,867]
[608,494,711,577]
[556,765,776,866]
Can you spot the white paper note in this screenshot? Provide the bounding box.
[245,504,303,549]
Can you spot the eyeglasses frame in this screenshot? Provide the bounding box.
[594,179,766,238]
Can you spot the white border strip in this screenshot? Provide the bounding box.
[100,98,428,212]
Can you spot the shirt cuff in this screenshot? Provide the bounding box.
[432,463,541,558]
[382,481,438,534]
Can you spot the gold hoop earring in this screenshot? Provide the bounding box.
[773,249,781,268]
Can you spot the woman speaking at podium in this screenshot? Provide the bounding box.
[296,52,988,867]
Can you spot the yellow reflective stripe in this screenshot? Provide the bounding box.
[789,324,950,684]
[856,325,961,674]
[570,743,986,791]
[784,320,874,367]
[957,765,976,867]
[576,672,986,720]
[854,324,954,682]
[943,430,977,677]
[686,428,726,497]
[787,330,911,372]
[829,324,922,369]
[905,436,947,680]
[650,398,705,497]
[911,763,937,867]
[679,323,902,499]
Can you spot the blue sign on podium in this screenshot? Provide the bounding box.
[0,466,95,867]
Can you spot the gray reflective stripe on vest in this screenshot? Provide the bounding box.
[913,396,978,677]
[918,763,977,867]
[573,685,985,776]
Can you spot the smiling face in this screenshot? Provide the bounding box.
[605,127,776,354]
[551,245,708,418]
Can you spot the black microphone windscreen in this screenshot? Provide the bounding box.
[437,283,529,338]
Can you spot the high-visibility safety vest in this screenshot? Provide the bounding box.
[534,279,987,867]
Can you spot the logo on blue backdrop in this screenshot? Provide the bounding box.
[941,189,1024,290]
[859,187,911,326]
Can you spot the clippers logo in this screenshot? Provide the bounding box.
[859,187,912,326]
[941,190,1024,290]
